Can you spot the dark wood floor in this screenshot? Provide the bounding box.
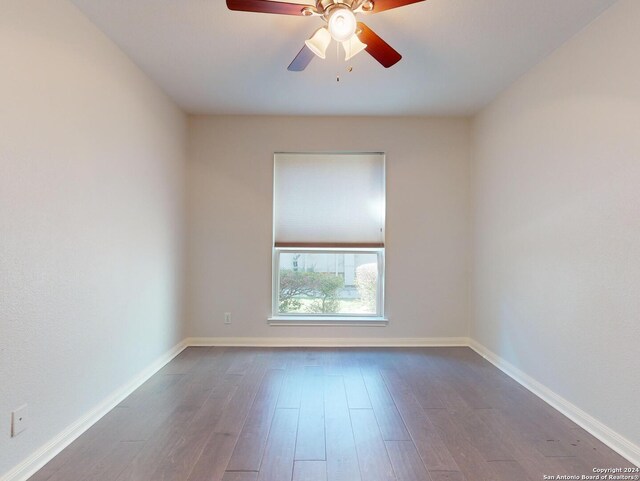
[31,347,634,481]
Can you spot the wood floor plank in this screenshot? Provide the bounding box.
[147,378,239,481]
[227,369,286,471]
[114,381,213,481]
[293,460,327,481]
[186,353,272,481]
[427,472,466,481]
[82,441,146,481]
[534,438,580,458]
[256,408,299,481]
[380,369,459,472]
[400,355,474,414]
[385,440,433,481]
[361,369,410,442]
[458,355,580,441]
[188,376,240,430]
[436,357,493,411]
[277,351,305,408]
[395,351,446,410]
[226,348,260,376]
[116,401,181,442]
[350,409,395,481]
[116,353,226,441]
[301,348,323,367]
[277,368,304,409]
[148,428,214,481]
[185,432,239,481]
[322,351,344,376]
[295,366,326,461]
[221,473,258,481]
[343,356,372,409]
[474,406,560,480]
[425,408,504,481]
[443,349,532,412]
[454,408,515,462]
[486,460,533,481]
[324,376,362,481]
[186,347,237,391]
[213,354,271,436]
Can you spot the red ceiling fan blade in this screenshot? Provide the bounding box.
[356,22,402,68]
[288,45,316,71]
[227,0,310,16]
[368,0,425,13]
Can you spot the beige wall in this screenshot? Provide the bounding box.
[472,0,640,449]
[186,116,471,339]
[0,0,186,476]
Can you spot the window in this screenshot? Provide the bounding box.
[271,152,386,323]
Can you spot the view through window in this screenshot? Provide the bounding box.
[277,251,380,316]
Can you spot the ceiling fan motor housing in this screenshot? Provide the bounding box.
[317,0,358,14]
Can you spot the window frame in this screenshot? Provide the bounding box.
[270,151,387,325]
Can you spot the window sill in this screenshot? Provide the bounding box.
[268,316,388,327]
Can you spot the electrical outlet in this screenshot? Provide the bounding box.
[11,405,28,438]
[224,312,232,324]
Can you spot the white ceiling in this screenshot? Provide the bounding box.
[70,0,617,116]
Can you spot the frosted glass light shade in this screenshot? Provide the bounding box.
[328,8,357,42]
[305,27,331,59]
[273,153,386,246]
[341,34,367,61]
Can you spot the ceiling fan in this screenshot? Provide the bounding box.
[226,0,425,71]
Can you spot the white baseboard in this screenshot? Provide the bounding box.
[468,339,640,468]
[185,336,470,348]
[1,339,188,481]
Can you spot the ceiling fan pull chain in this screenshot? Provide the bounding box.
[336,41,340,82]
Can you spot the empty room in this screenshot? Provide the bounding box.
[1,0,639,480]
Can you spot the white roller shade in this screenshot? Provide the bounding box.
[274,153,385,247]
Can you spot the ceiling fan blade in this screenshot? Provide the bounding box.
[368,0,425,13]
[356,22,402,68]
[227,0,310,16]
[288,45,316,71]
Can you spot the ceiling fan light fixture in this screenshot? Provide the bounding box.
[328,7,357,42]
[304,27,332,59]
[226,0,418,71]
[342,34,367,60]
